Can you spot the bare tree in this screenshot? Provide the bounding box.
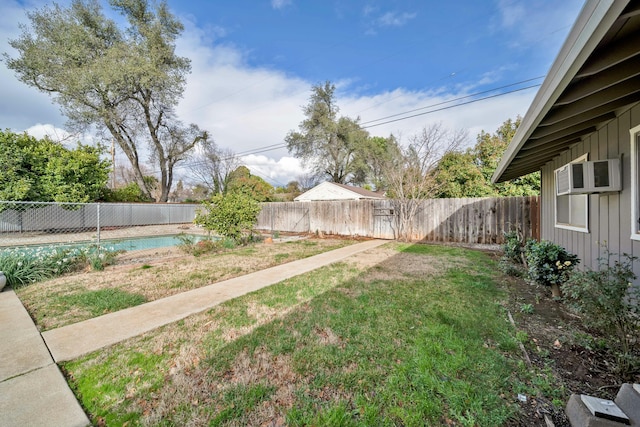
[190,143,240,195]
[296,172,323,191]
[384,123,467,241]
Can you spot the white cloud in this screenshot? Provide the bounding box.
[497,0,525,28]
[242,154,306,186]
[24,124,74,142]
[270,0,292,10]
[493,0,583,49]
[377,11,417,27]
[0,0,543,188]
[175,19,310,163]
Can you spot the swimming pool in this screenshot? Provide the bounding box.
[6,234,208,254]
[101,234,207,251]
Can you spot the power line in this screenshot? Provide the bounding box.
[362,84,541,129]
[360,76,544,125]
[163,76,545,176]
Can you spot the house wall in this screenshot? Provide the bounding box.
[540,103,640,276]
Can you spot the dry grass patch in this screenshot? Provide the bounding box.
[17,238,356,330]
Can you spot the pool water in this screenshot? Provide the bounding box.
[6,234,208,254]
[103,234,207,251]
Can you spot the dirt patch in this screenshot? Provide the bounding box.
[494,248,640,427]
[314,326,343,347]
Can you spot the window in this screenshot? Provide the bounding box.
[555,154,589,232]
[631,125,640,240]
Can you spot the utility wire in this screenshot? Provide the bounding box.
[360,76,544,125]
[175,78,543,172]
[175,79,543,175]
[362,84,541,129]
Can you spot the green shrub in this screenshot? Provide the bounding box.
[498,230,528,277]
[0,246,80,287]
[563,250,640,377]
[519,303,534,314]
[195,193,261,244]
[525,240,579,296]
[176,234,222,256]
[502,230,526,265]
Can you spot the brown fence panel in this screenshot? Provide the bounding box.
[256,196,540,244]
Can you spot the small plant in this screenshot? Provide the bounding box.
[519,303,534,314]
[502,230,527,266]
[498,257,524,277]
[525,240,579,298]
[498,229,528,277]
[515,330,529,343]
[176,233,221,256]
[222,237,236,249]
[80,245,121,271]
[0,244,120,287]
[563,250,640,377]
[175,232,196,251]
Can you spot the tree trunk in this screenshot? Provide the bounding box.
[550,283,562,298]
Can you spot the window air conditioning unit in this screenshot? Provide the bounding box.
[555,159,621,195]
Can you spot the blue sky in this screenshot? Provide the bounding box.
[0,0,585,186]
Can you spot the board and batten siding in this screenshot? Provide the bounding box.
[540,102,640,276]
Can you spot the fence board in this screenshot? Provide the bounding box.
[256,196,540,244]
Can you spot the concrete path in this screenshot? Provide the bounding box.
[0,239,388,426]
[0,290,90,427]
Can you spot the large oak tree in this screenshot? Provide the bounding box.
[5,0,208,202]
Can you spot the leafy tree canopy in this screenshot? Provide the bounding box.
[286,81,369,184]
[226,166,274,202]
[434,117,540,198]
[0,129,110,203]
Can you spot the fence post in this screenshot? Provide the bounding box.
[96,203,101,248]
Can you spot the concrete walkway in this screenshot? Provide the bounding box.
[1,239,387,426]
[0,290,90,427]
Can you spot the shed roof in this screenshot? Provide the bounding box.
[294,182,385,201]
[492,0,640,183]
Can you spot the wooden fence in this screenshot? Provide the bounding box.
[257,196,540,244]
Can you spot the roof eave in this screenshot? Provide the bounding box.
[492,0,630,183]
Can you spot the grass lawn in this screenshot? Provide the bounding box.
[60,242,541,426]
[16,238,354,330]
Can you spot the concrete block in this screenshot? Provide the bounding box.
[616,384,640,425]
[565,394,630,427]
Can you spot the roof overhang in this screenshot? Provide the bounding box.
[492,0,640,183]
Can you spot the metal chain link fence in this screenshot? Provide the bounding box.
[0,201,200,248]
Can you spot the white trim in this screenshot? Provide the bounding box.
[555,153,589,233]
[555,222,589,233]
[630,124,640,240]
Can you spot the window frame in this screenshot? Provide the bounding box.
[554,153,589,233]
